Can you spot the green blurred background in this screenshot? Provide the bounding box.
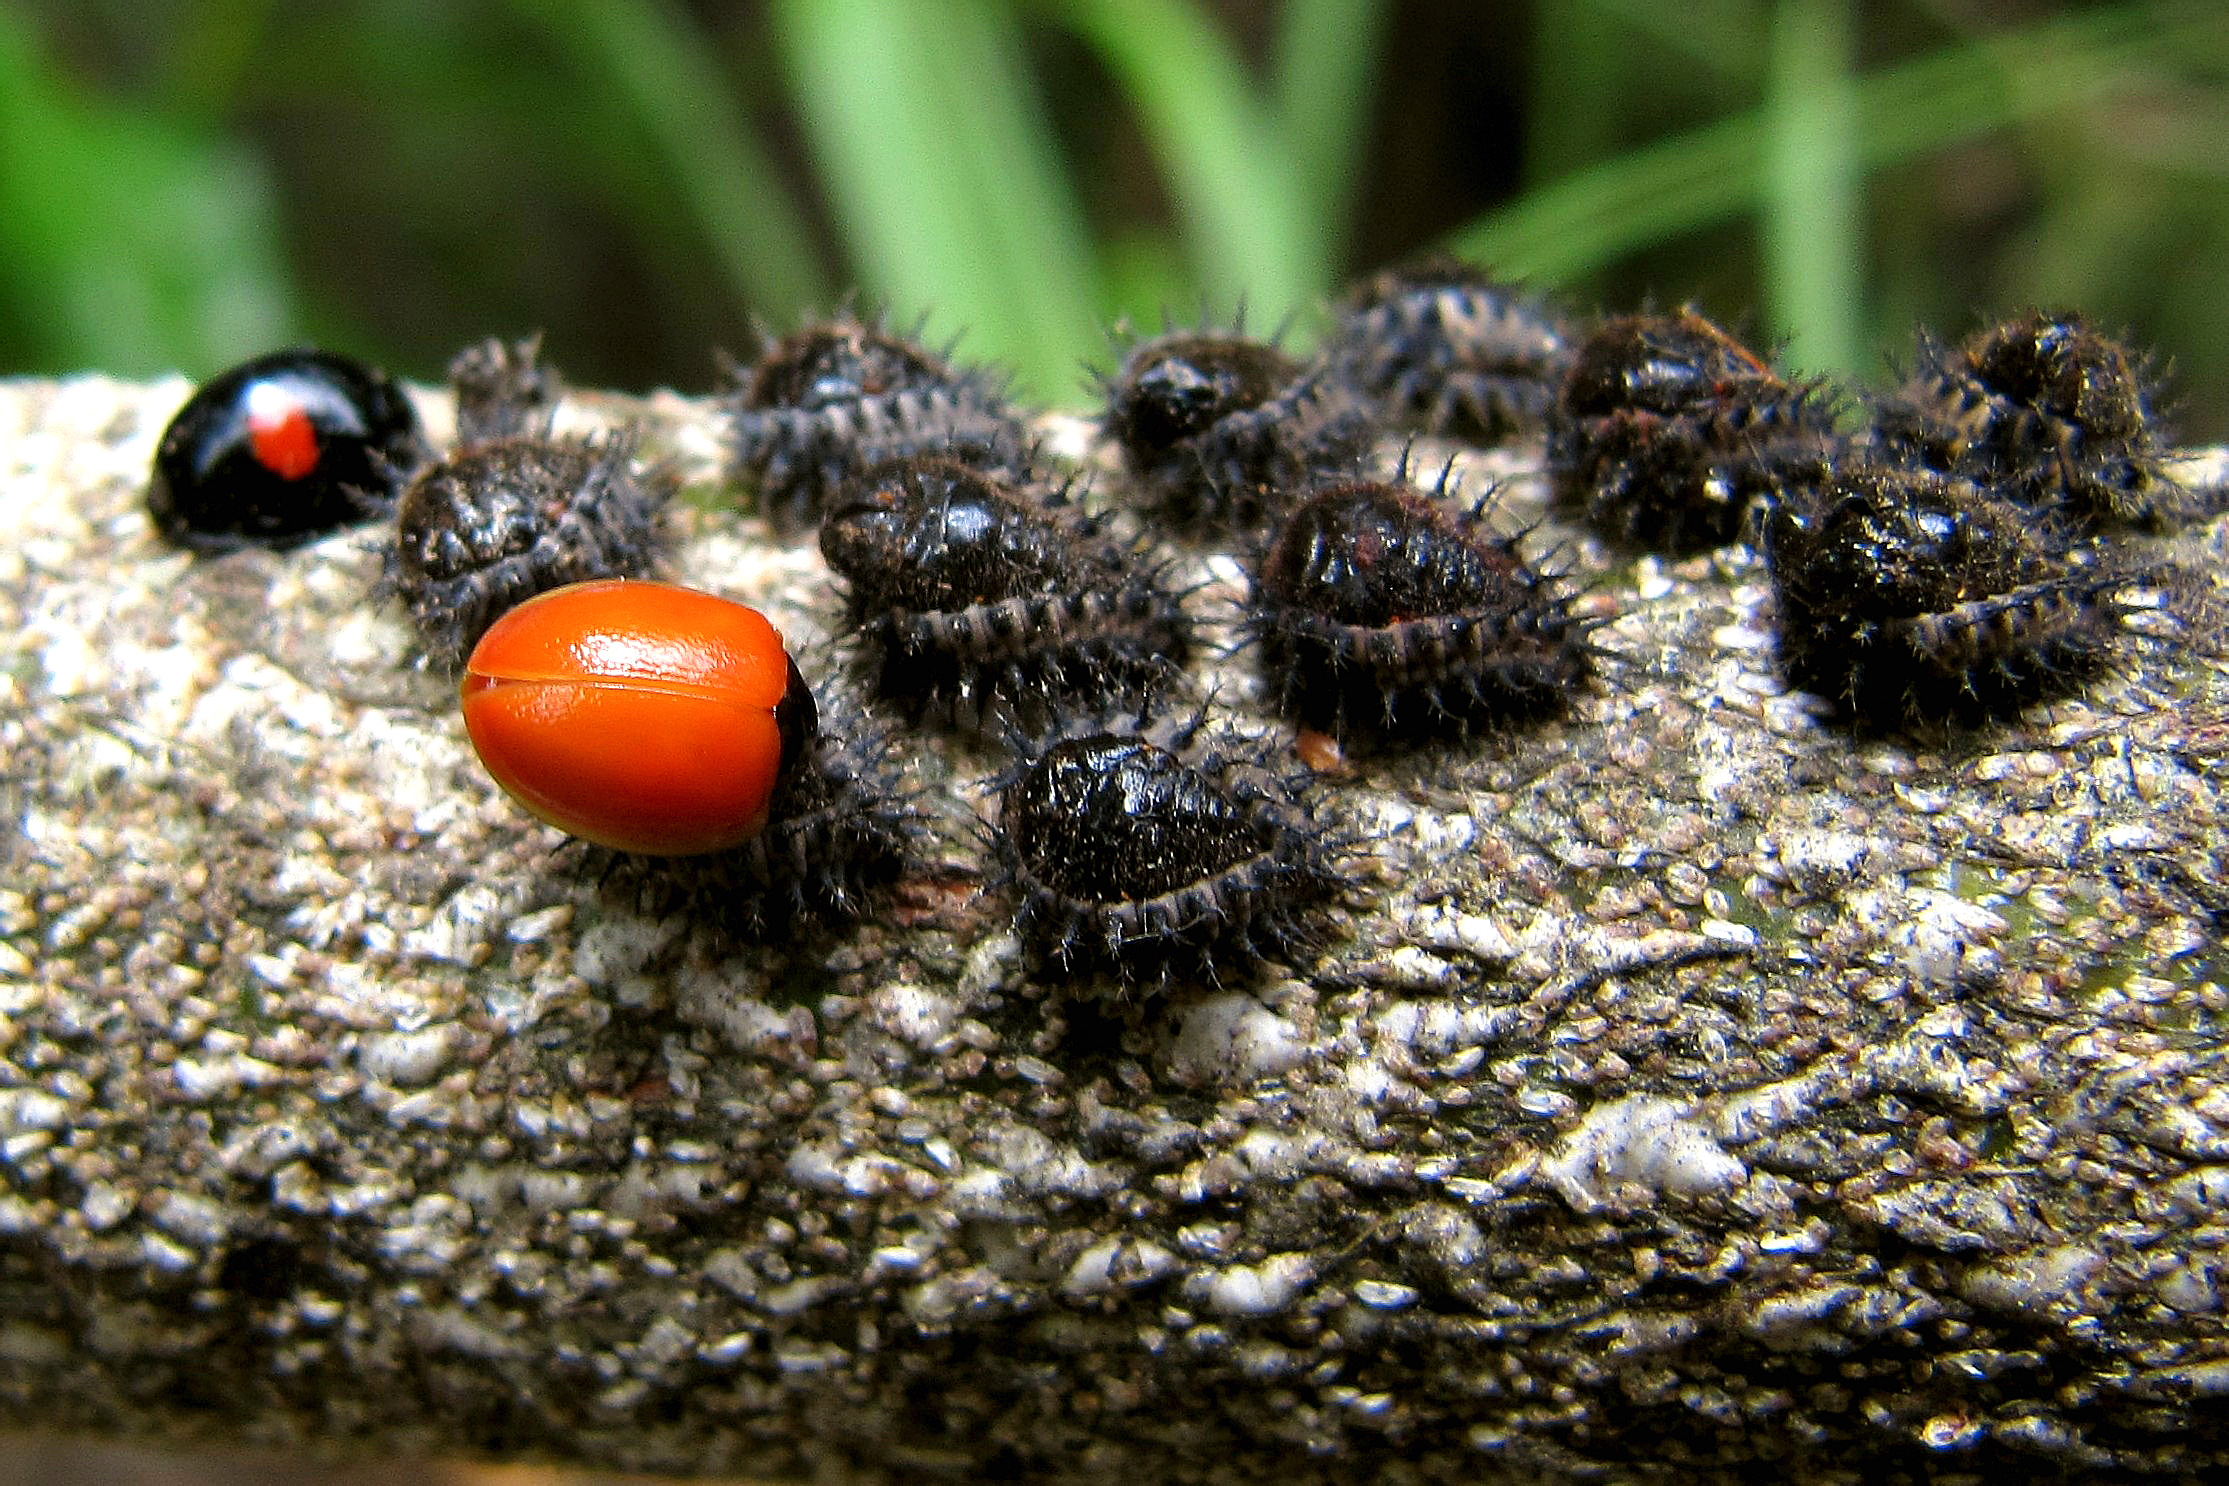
[0,0,2223,434]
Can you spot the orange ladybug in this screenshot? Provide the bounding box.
[460,579,816,855]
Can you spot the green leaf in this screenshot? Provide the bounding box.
[1272,0,1391,245]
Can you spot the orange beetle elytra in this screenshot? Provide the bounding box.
[460,579,816,855]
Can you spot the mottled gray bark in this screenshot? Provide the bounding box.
[2,375,2227,1483]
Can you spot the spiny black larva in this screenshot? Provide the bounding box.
[448,331,563,445]
[1869,310,2191,532]
[1548,308,1841,554]
[1100,325,1377,538]
[1248,470,1596,745]
[992,712,1349,988]
[725,311,1031,536]
[1322,256,1577,444]
[1763,461,2135,728]
[819,454,1193,730]
[591,668,928,941]
[388,337,671,672]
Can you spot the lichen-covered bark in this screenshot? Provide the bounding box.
[2,375,2226,1483]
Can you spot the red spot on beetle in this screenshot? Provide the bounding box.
[244,381,323,480]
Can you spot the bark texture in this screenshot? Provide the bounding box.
[3,375,2228,1482]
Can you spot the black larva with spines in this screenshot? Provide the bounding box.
[448,332,562,445]
[1869,310,2189,531]
[1323,256,1576,444]
[994,715,1346,986]
[1250,473,1593,744]
[1549,308,1840,554]
[712,714,924,936]
[1101,328,1376,537]
[389,338,671,671]
[594,675,926,941]
[821,455,1192,728]
[727,312,1031,536]
[1764,462,2131,728]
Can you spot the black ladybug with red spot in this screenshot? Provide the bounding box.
[147,347,427,552]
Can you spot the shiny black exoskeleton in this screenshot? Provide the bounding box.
[1548,309,1838,554]
[1102,330,1375,536]
[1870,311,2186,531]
[390,338,670,670]
[727,314,1029,535]
[820,455,1190,727]
[997,726,1342,984]
[1323,257,1576,444]
[1764,463,2128,727]
[1251,476,1592,743]
[148,347,426,552]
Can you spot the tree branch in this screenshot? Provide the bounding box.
[2,376,2225,1481]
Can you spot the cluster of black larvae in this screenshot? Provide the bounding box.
[724,311,1031,535]
[787,326,1346,983]
[1320,256,1577,443]
[1763,311,2195,730]
[388,337,672,670]
[1547,308,1840,555]
[770,296,1607,988]
[149,271,2211,985]
[1100,324,1375,536]
[819,454,1192,730]
[1249,468,1595,747]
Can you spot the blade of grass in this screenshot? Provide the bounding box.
[1524,0,1766,209]
[1051,0,1322,331]
[162,0,285,122]
[505,0,830,317]
[1523,0,1629,198]
[1579,0,1769,85]
[769,1,986,327]
[1762,0,1861,377]
[915,1,1105,400]
[1272,0,1391,252]
[1455,2,2208,287]
[770,0,1102,400]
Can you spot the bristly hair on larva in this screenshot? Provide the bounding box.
[1548,307,1843,555]
[387,337,671,671]
[1321,255,1578,445]
[820,454,1194,732]
[1247,461,1599,747]
[1763,460,2139,730]
[588,663,930,943]
[724,310,1032,537]
[1099,318,1378,539]
[988,707,1352,990]
[447,332,562,446]
[1868,310,2195,532]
